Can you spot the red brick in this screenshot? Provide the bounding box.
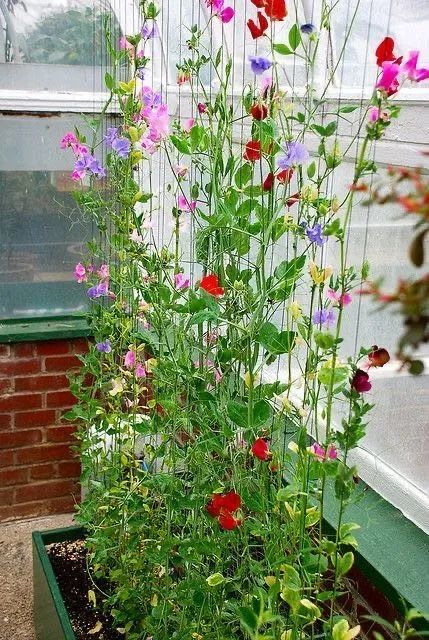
[0,359,40,377]
[0,393,42,412]
[47,425,76,443]
[44,355,81,372]
[15,374,69,393]
[57,460,81,478]
[36,341,70,356]
[46,391,76,409]
[15,478,78,503]
[0,487,14,506]
[0,414,12,430]
[12,495,77,520]
[15,444,73,465]
[0,468,28,486]
[0,450,14,466]
[13,343,36,357]
[0,379,13,394]
[0,429,42,449]
[15,409,56,429]
[0,345,11,357]
[30,463,56,480]
[70,338,89,355]
[0,505,15,520]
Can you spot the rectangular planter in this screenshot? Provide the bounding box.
[33,525,84,640]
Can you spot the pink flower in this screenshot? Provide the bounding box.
[376,61,400,95]
[175,165,188,178]
[177,71,190,85]
[327,289,352,307]
[205,0,235,22]
[141,103,170,142]
[74,262,87,283]
[183,118,195,133]
[310,443,338,461]
[174,273,190,289]
[367,106,389,123]
[135,363,146,378]
[60,132,78,149]
[71,169,85,181]
[177,195,197,212]
[124,350,136,368]
[401,51,429,83]
[97,264,109,280]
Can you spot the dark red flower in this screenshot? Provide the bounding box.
[247,11,269,39]
[263,172,274,191]
[251,0,265,6]
[250,103,268,120]
[375,37,396,67]
[218,511,241,530]
[287,192,300,207]
[243,140,262,162]
[251,437,272,461]
[277,168,294,184]
[351,369,372,393]
[200,274,224,297]
[368,346,390,368]
[263,0,287,20]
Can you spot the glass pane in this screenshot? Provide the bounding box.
[0,113,101,319]
[331,0,429,88]
[0,0,121,91]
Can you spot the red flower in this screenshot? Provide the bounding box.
[263,0,287,20]
[244,140,262,162]
[250,103,268,120]
[351,369,372,393]
[247,11,269,39]
[375,37,396,67]
[368,346,390,368]
[200,274,224,297]
[218,511,241,530]
[287,192,300,207]
[277,168,294,184]
[251,0,265,6]
[206,491,242,530]
[263,172,274,191]
[251,437,272,461]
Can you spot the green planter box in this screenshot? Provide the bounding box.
[33,525,84,640]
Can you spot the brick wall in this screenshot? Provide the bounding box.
[0,338,88,522]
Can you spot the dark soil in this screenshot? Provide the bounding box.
[47,540,123,640]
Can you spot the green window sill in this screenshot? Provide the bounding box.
[0,315,92,343]
[324,481,429,626]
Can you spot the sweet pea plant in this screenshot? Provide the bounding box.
[62,2,428,639]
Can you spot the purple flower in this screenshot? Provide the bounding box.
[104,127,119,146]
[312,308,336,328]
[141,21,158,39]
[96,339,112,353]
[87,282,109,299]
[141,86,162,108]
[112,137,131,158]
[301,23,315,34]
[136,67,146,80]
[278,141,310,168]
[306,223,327,247]
[249,56,272,75]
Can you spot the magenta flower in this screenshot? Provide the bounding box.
[249,56,273,75]
[312,309,336,328]
[174,273,190,289]
[87,282,109,299]
[278,141,309,169]
[60,132,78,149]
[376,61,400,94]
[197,102,207,113]
[124,350,136,368]
[135,363,146,378]
[74,263,87,283]
[310,443,338,460]
[401,51,429,83]
[96,340,112,353]
[205,0,235,22]
[177,195,197,212]
[141,103,170,142]
[351,369,372,393]
[327,288,352,307]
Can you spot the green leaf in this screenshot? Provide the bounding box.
[337,551,354,576]
[314,331,335,350]
[273,43,293,55]
[188,310,218,326]
[238,607,258,633]
[170,134,191,155]
[288,24,301,50]
[253,399,272,428]
[206,573,225,587]
[307,161,316,179]
[227,400,248,428]
[258,322,296,355]
[104,72,114,91]
[338,105,358,113]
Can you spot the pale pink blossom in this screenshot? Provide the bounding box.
[74,262,87,283]
[130,229,144,244]
[177,195,197,212]
[174,273,190,289]
[310,443,338,461]
[97,264,109,280]
[175,165,188,178]
[135,363,146,378]
[327,288,352,307]
[183,118,195,133]
[124,350,136,368]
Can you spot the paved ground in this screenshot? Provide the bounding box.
[0,513,74,640]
